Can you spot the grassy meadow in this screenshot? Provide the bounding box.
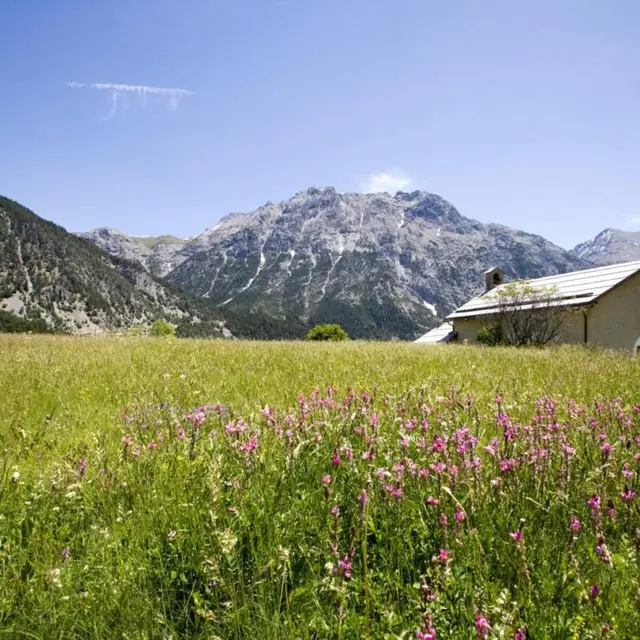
[1,336,639,638]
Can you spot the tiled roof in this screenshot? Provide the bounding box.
[447,260,640,320]
[414,322,456,343]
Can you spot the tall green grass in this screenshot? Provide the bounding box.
[0,336,639,638]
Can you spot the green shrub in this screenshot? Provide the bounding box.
[305,323,349,341]
[477,324,504,346]
[0,309,51,334]
[150,319,176,338]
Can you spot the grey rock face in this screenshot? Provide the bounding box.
[165,188,587,339]
[573,229,640,266]
[77,229,191,277]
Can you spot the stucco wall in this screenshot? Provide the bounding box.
[587,273,640,351]
[454,317,484,343]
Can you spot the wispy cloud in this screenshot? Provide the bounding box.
[363,170,412,194]
[67,82,193,119]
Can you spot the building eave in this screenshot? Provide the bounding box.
[447,298,591,320]
[447,262,640,321]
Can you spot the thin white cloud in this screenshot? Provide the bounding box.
[363,170,412,194]
[67,81,193,119]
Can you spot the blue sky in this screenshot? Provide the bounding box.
[1,0,639,248]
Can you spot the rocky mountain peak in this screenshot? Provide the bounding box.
[573,228,640,265]
[77,228,192,277]
[158,188,587,339]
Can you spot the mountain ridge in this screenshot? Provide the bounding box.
[573,228,640,265]
[0,195,229,336]
[76,228,192,277]
[162,187,588,339]
[7,187,609,340]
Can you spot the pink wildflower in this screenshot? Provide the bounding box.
[513,630,526,640]
[404,419,417,432]
[437,548,449,562]
[335,554,353,579]
[362,449,376,461]
[590,584,600,599]
[425,496,440,506]
[420,581,437,601]
[385,485,404,498]
[359,490,369,507]
[392,460,406,477]
[240,436,259,455]
[454,505,466,524]
[587,494,601,511]
[484,439,499,456]
[330,504,340,518]
[595,537,612,564]
[186,410,206,427]
[321,474,332,485]
[439,513,448,527]
[621,488,637,503]
[331,454,342,466]
[601,442,613,455]
[499,458,517,473]
[475,615,491,638]
[510,530,523,542]
[570,515,581,533]
[177,427,185,441]
[621,463,634,479]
